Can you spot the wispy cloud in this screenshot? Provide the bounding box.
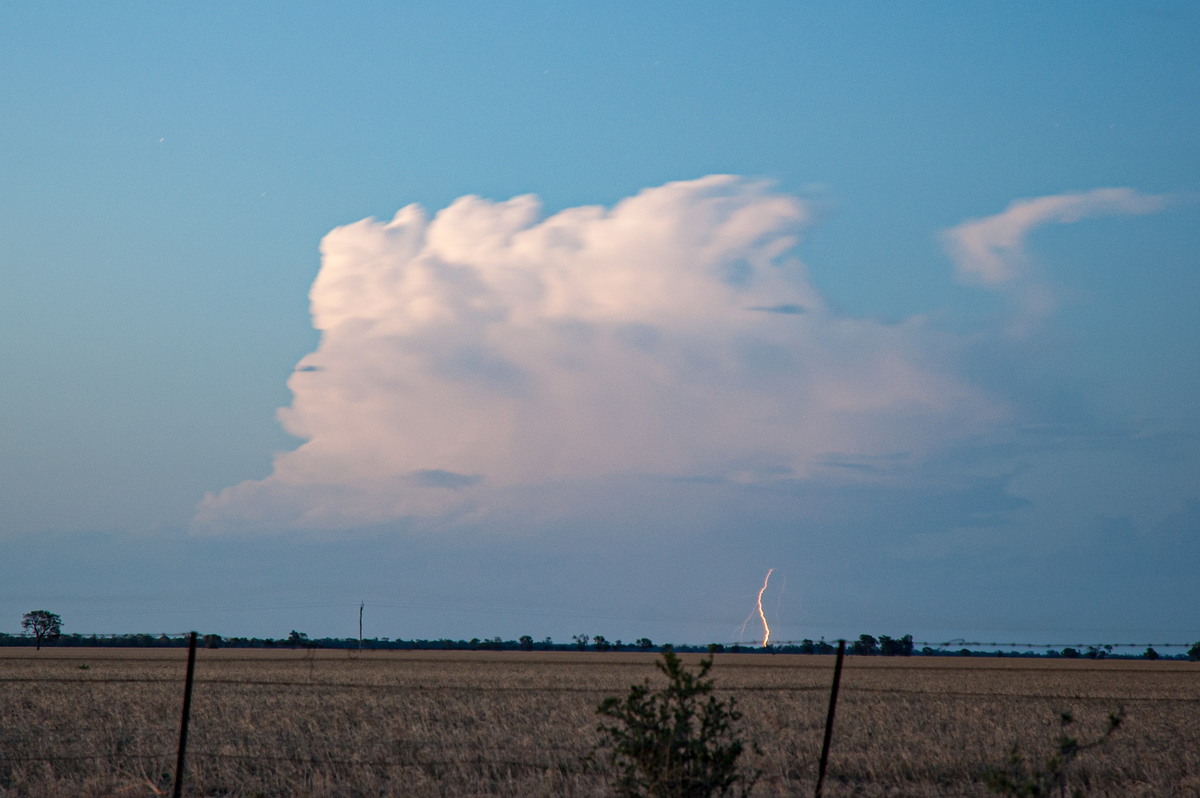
[941,188,1168,286]
[194,176,1003,532]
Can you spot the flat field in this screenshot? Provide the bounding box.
[1,647,1197,796]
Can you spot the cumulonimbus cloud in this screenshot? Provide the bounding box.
[194,176,1005,532]
[941,188,1168,286]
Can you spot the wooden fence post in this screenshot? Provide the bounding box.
[173,631,198,798]
[814,639,846,798]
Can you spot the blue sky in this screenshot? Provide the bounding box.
[3,3,1199,649]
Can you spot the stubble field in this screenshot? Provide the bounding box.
[1,647,1198,797]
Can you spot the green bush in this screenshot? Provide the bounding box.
[589,647,757,797]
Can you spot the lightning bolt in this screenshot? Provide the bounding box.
[737,568,775,647]
[755,568,774,647]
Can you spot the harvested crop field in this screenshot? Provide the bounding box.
[1,647,1197,796]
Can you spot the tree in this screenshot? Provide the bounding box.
[21,610,62,650]
[1188,642,1200,662]
[519,635,534,651]
[594,635,612,652]
[591,648,758,797]
[286,630,310,648]
[879,634,914,656]
[574,634,591,651]
[636,638,655,651]
[1143,647,1159,661]
[850,634,878,656]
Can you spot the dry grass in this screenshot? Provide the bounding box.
[1,648,1198,796]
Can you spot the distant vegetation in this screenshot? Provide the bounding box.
[9,611,1200,659]
[4,628,1198,660]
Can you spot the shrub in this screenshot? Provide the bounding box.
[589,647,757,797]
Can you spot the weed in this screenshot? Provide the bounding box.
[983,707,1124,797]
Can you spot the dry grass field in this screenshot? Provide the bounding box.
[1,647,1198,797]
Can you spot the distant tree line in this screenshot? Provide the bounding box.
[5,630,1200,660]
[8,613,1200,660]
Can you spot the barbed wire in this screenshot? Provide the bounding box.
[732,639,1195,649]
[913,639,1192,650]
[3,677,1196,704]
[4,662,1197,795]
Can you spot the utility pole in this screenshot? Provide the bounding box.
[358,602,364,651]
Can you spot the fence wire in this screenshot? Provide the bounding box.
[2,646,1197,797]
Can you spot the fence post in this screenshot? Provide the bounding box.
[173,631,198,798]
[814,639,846,798]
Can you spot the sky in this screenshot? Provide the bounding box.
[3,3,1199,649]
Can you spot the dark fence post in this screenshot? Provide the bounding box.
[814,639,846,798]
[173,631,198,798]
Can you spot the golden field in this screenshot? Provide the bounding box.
[1,647,1198,796]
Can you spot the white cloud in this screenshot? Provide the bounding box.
[194,176,1004,532]
[939,188,1168,336]
[941,188,1167,286]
